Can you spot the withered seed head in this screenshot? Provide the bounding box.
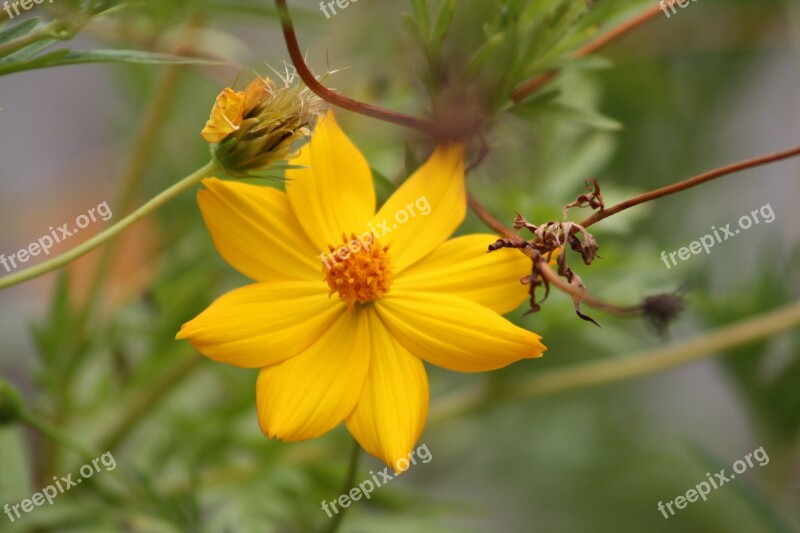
[641,292,686,337]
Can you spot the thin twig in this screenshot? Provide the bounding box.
[469,144,800,313]
[579,144,800,229]
[467,193,516,238]
[274,0,437,135]
[534,258,639,316]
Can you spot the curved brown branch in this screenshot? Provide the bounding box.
[579,144,800,229]
[511,1,678,103]
[274,0,437,135]
[468,193,516,238]
[469,143,800,315]
[533,257,639,316]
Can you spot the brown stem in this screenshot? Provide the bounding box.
[533,258,639,316]
[511,1,678,103]
[467,193,516,238]
[470,144,800,313]
[579,144,800,229]
[274,0,437,135]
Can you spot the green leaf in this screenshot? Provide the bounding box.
[505,88,561,117]
[401,12,426,50]
[0,18,40,46]
[404,142,420,179]
[409,0,430,37]
[0,48,218,76]
[521,0,589,78]
[520,102,623,131]
[29,270,73,364]
[372,167,397,207]
[0,38,58,63]
[462,32,505,80]
[433,0,456,40]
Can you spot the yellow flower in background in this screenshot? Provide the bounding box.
[177,111,545,472]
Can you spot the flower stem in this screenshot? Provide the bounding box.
[274,0,437,136]
[0,10,92,61]
[467,192,515,239]
[578,144,800,229]
[324,440,361,533]
[468,144,800,313]
[0,161,217,291]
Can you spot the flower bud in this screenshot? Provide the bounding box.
[202,74,324,177]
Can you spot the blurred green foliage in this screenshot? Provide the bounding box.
[0,0,798,531]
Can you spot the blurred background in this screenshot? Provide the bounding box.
[0,0,798,531]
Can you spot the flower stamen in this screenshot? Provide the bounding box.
[323,233,392,309]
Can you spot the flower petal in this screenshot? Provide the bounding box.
[201,88,245,143]
[346,312,429,473]
[376,291,545,372]
[286,111,375,251]
[176,281,343,369]
[393,234,530,314]
[370,144,465,273]
[198,177,322,282]
[256,308,371,441]
[243,76,270,114]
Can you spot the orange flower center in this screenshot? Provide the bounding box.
[322,233,392,309]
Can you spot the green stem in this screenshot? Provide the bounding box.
[0,161,217,291]
[0,16,85,59]
[76,11,203,326]
[431,299,800,421]
[324,440,361,533]
[78,63,186,322]
[19,411,97,461]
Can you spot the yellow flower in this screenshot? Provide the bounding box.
[177,111,545,472]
